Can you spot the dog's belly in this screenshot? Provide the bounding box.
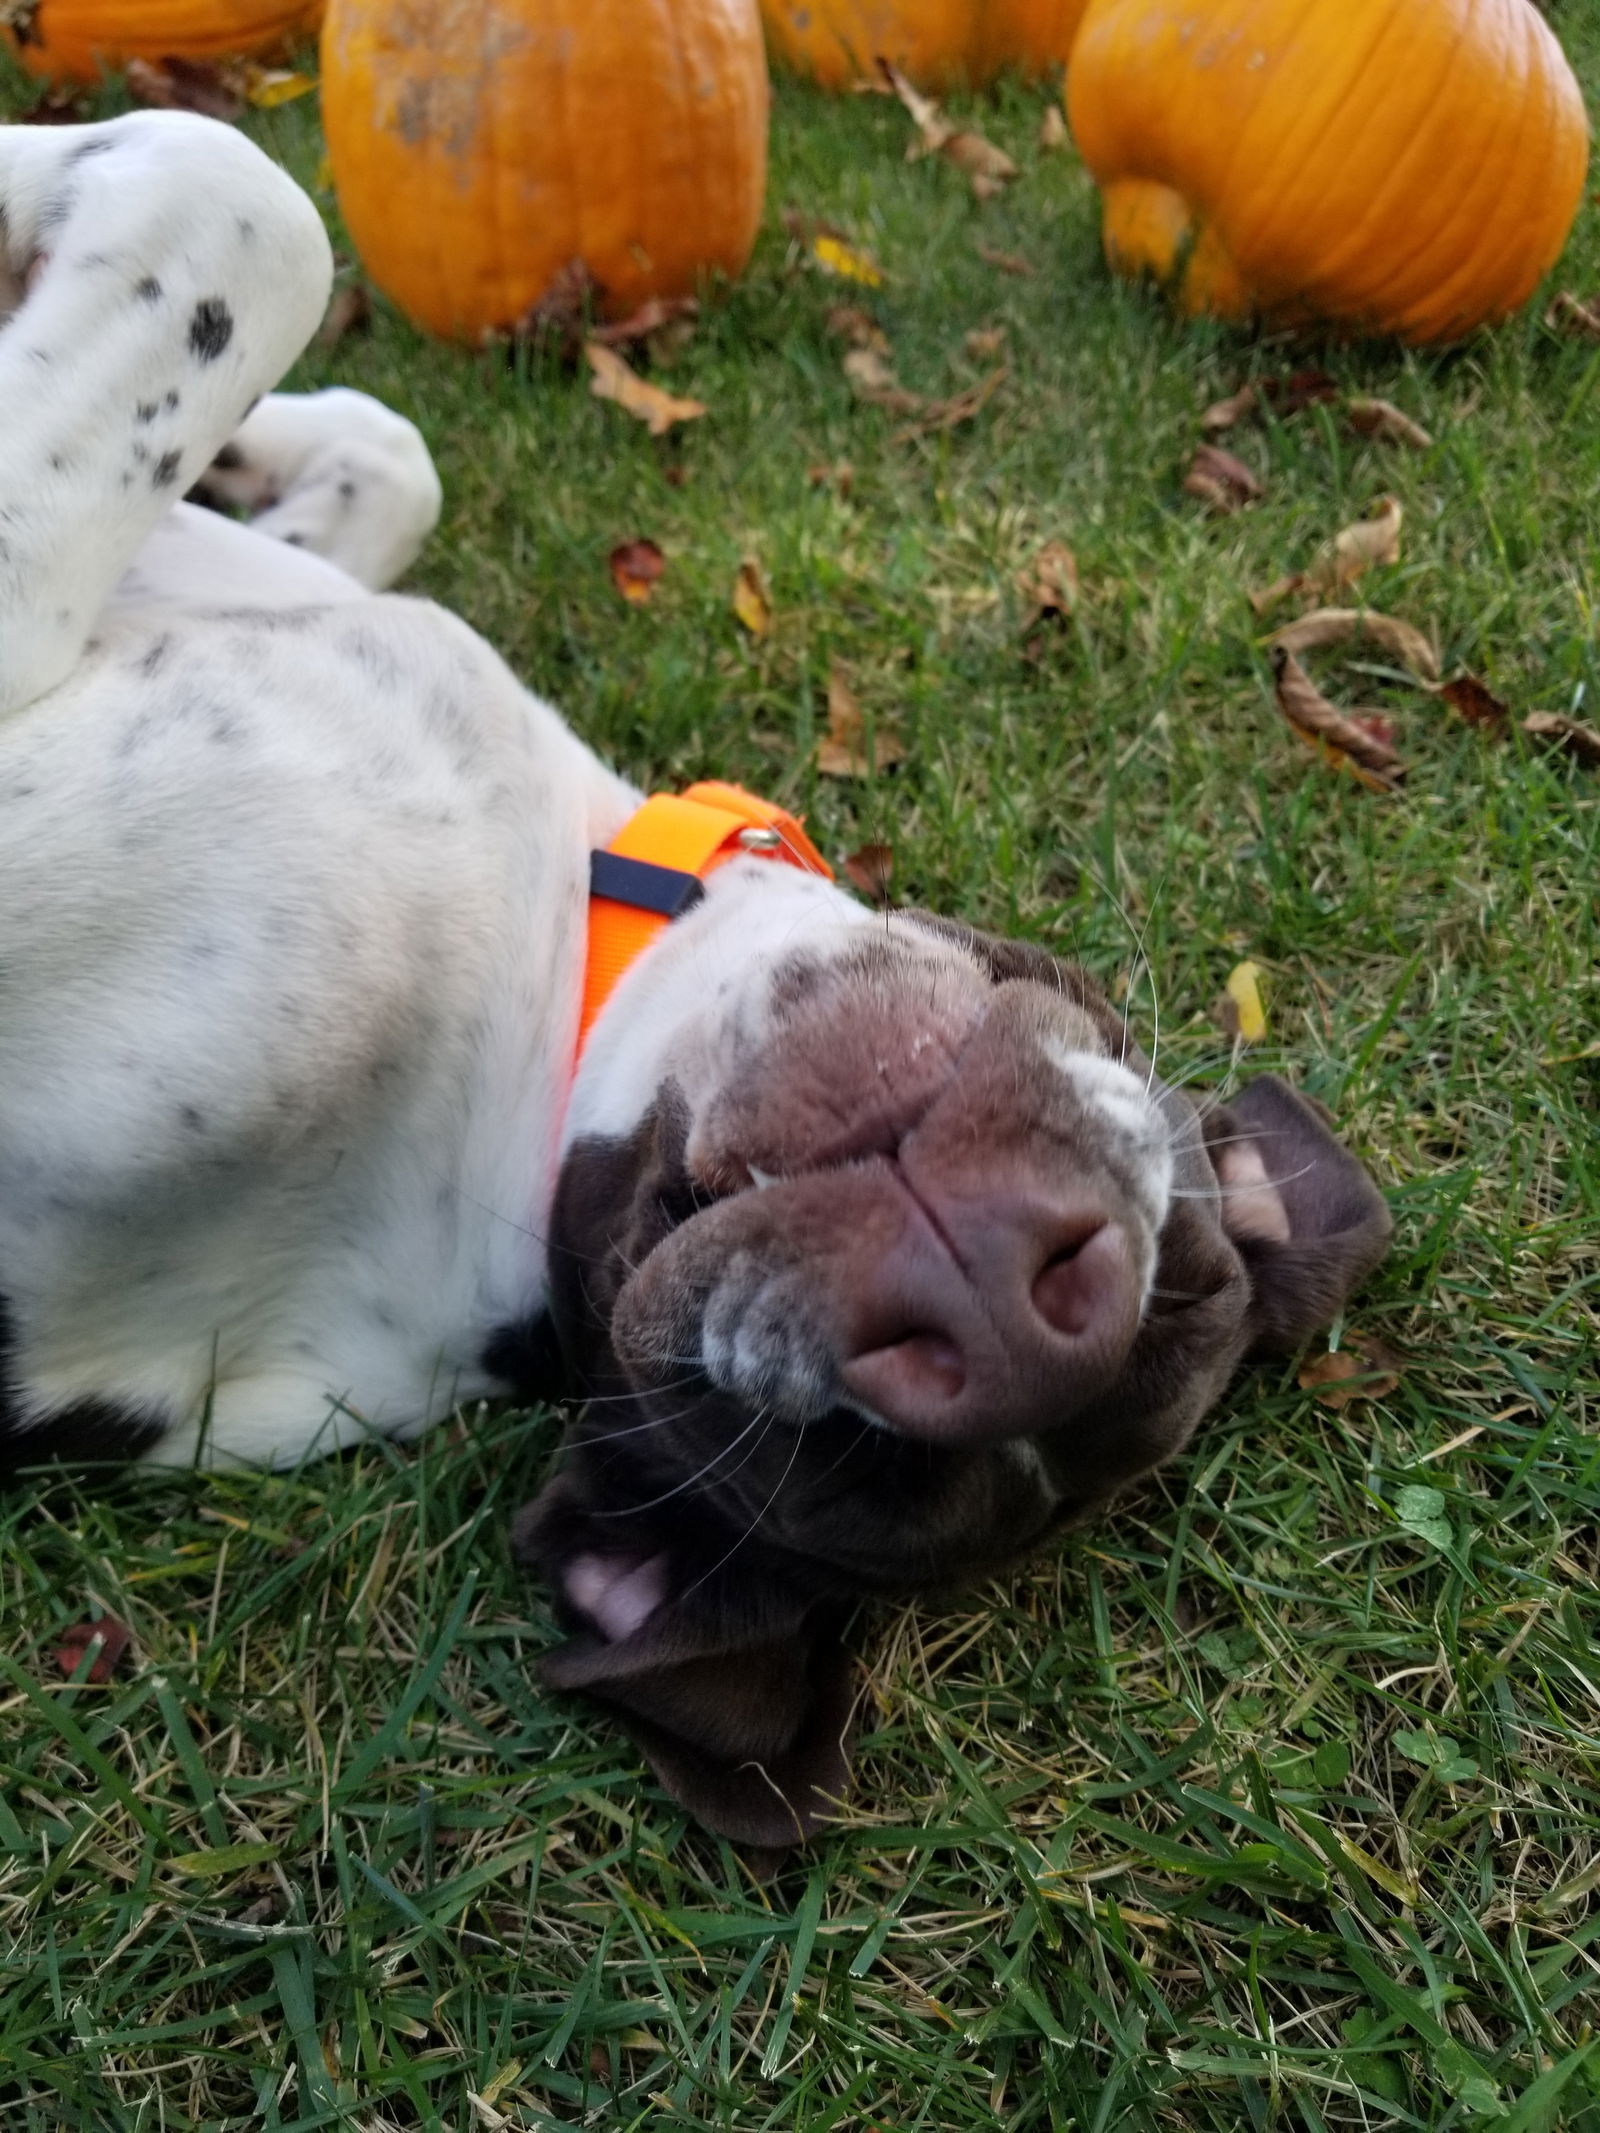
[0,592,636,1466]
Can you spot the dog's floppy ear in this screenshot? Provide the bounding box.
[512,1475,858,1851]
[1203,1075,1392,1352]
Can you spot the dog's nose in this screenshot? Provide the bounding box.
[837,1185,1143,1441]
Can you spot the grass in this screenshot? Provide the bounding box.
[2,34,1599,2133]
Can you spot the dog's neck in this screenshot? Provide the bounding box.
[564,860,876,1148]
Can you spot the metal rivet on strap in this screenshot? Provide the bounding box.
[737,825,785,852]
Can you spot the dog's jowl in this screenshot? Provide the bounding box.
[0,114,1391,1846]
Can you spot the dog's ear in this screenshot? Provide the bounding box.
[1203,1076,1392,1351]
[512,1476,858,1852]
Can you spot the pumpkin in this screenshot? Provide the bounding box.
[759,0,1088,92]
[319,0,768,342]
[1,0,322,82]
[1066,0,1590,345]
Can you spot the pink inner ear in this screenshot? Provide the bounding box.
[1213,1141,1293,1244]
[565,1551,671,1642]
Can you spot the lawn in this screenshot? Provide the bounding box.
[2,27,1598,2133]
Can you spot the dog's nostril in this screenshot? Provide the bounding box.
[1031,1221,1120,1337]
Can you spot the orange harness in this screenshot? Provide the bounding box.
[578,781,833,1052]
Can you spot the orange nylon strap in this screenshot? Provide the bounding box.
[577,781,832,1053]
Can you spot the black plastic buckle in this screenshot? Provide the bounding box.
[589,849,708,920]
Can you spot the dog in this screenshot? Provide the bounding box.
[0,112,1392,1847]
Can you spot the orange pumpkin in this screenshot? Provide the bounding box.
[760,0,1088,91]
[1067,0,1590,345]
[320,0,768,342]
[1,0,321,82]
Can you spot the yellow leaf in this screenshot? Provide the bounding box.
[584,343,707,437]
[811,234,884,287]
[312,154,334,193]
[1224,961,1267,1042]
[733,558,772,636]
[244,65,316,107]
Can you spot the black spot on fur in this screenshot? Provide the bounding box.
[151,450,182,490]
[136,636,172,678]
[47,453,68,473]
[134,275,162,305]
[337,479,357,503]
[0,1295,167,1480]
[164,390,180,412]
[69,137,114,163]
[36,188,74,234]
[135,401,159,424]
[211,442,244,471]
[187,298,234,363]
[178,1104,206,1134]
[236,218,256,243]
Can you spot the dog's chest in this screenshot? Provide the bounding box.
[0,594,635,1463]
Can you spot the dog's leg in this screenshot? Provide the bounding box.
[0,111,332,719]
[190,387,444,590]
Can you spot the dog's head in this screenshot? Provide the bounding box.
[515,890,1391,1847]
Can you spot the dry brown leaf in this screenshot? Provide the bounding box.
[843,842,895,903]
[1298,1335,1403,1409]
[1299,496,1403,601]
[1438,673,1510,735]
[512,259,599,354]
[1038,104,1068,150]
[1017,540,1079,625]
[842,346,925,414]
[807,460,856,497]
[781,205,851,244]
[942,130,1019,189]
[1201,369,1339,433]
[126,56,244,120]
[590,294,699,354]
[963,326,1007,360]
[1269,608,1439,684]
[1183,442,1265,514]
[825,304,890,354]
[17,82,95,123]
[816,664,906,778]
[607,539,665,605]
[1522,710,1600,768]
[732,558,772,636]
[890,365,1006,443]
[317,282,372,350]
[1346,397,1434,451]
[976,241,1034,277]
[1545,290,1600,338]
[584,343,707,437]
[54,1614,134,1684]
[878,54,953,152]
[1271,646,1406,793]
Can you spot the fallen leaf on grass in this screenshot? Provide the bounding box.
[317,282,372,350]
[1017,539,1079,625]
[1522,710,1600,767]
[242,64,316,107]
[1545,289,1600,338]
[608,539,665,605]
[1269,608,1439,684]
[842,346,925,414]
[964,326,1007,360]
[976,241,1034,277]
[584,343,706,437]
[1218,960,1267,1042]
[816,664,906,777]
[843,842,895,903]
[1346,397,1434,451]
[589,293,699,356]
[1038,104,1068,150]
[54,1615,133,1683]
[811,233,886,286]
[890,365,1006,443]
[1255,497,1403,612]
[511,259,599,353]
[1201,369,1339,433]
[1183,442,1264,513]
[1271,646,1406,792]
[18,85,95,124]
[126,56,244,119]
[1298,1334,1403,1408]
[825,304,890,354]
[1438,673,1510,734]
[732,557,772,635]
[879,56,1017,196]
[807,460,855,496]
